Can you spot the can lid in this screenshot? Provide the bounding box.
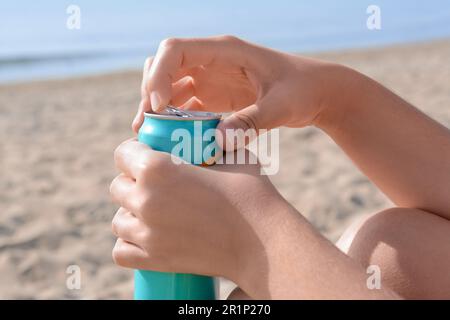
[144,106,221,121]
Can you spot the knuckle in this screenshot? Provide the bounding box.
[234,112,258,131]
[144,56,153,69]
[144,153,171,174]
[112,252,127,268]
[109,175,119,195]
[114,142,126,165]
[141,80,148,97]
[218,34,241,44]
[111,213,120,234]
[109,181,115,196]
[160,37,181,50]
[134,159,151,179]
[111,218,117,235]
[138,228,152,246]
[136,226,153,252]
[141,60,152,89]
[136,194,150,212]
[134,154,155,178]
[131,193,153,214]
[111,241,126,267]
[146,242,167,265]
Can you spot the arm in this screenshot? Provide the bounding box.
[314,67,450,219]
[236,198,399,299]
[135,36,450,218]
[111,36,449,299]
[110,142,399,299]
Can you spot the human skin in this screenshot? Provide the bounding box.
[110,36,450,299]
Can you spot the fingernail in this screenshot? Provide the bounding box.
[150,91,162,112]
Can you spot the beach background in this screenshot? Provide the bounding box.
[0,1,449,299]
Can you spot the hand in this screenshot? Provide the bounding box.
[109,139,289,283]
[133,35,353,148]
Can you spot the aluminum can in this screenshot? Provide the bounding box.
[134,107,221,300]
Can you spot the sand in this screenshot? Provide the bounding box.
[0,39,449,299]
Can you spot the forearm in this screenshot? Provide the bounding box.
[237,201,398,299]
[314,66,450,218]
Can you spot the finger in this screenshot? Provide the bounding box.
[111,207,142,243]
[172,67,199,83]
[170,76,195,107]
[133,57,154,133]
[146,35,249,112]
[216,97,288,150]
[112,238,149,269]
[110,174,136,210]
[141,56,154,99]
[180,96,205,111]
[114,139,153,179]
[132,98,151,133]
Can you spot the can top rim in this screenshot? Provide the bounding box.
[144,109,222,121]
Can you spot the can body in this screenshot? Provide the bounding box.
[135,110,220,300]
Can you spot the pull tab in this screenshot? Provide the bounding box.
[165,106,192,118]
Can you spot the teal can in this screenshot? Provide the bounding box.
[135,107,221,300]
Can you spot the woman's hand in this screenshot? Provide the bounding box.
[134,35,450,218]
[109,139,291,285]
[120,36,450,299]
[133,35,353,148]
[108,139,399,300]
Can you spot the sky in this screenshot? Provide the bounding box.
[1,0,449,81]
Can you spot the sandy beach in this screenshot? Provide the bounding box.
[0,39,449,299]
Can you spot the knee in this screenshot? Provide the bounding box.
[337,207,426,264]
[335,207,450,299]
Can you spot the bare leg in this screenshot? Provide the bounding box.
[337,207,450,299]
[229,207,450,299]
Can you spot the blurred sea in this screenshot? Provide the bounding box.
[1,0,450,83]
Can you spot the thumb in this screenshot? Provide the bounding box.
[216,102,277,151]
